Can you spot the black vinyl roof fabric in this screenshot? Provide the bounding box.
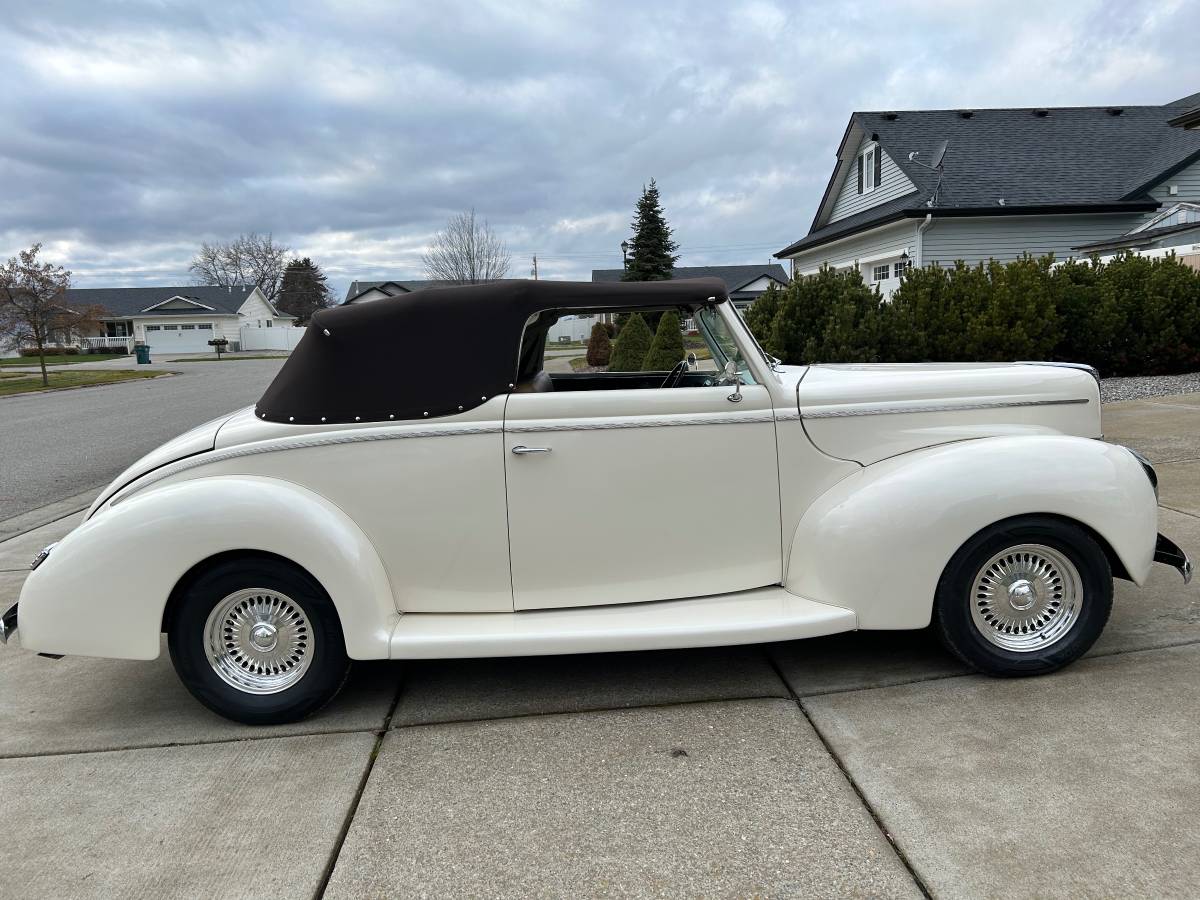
[256,278,727,424]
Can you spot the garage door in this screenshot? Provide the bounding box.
[143,323,215,353]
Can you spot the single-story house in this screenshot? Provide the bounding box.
[65,284,294,353]
[777,90,1200,296]
[590,264,790,312]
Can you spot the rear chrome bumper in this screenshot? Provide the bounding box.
[0,603,16,645]
[1154,534,1193,584]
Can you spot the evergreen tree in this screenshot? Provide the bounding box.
[608,313,653,371]
[743,282,782,342]
[276,257,333,324]
[641,310,685,370]
[585,320,612,367]
[622,179,679,282]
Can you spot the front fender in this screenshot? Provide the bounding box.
[784,436,1157,629]
[18,475,397,660]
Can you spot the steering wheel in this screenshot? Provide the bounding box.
[660,359,689,389]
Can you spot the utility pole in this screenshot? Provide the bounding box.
[530,255,539,280]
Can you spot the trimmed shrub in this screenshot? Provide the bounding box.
[585,321,612,367]
[608,312,652,371]
[642,310,685,370]
[746,253,1200,376]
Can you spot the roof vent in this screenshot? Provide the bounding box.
[883,112,899,120]
[1033,109,1049,118]
[1106,107,1124,116]
[958,110,974,119]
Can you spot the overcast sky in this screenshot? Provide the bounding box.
[3,0,1199,300]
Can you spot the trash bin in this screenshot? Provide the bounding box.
[135,344,152,365]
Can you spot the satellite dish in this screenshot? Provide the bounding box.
[930,139,948,169]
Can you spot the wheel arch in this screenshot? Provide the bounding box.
[162,550,336,633]
[17,475,398,661]
[784,436,1156,629]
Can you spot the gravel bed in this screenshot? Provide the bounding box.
[1101,372,1200,403]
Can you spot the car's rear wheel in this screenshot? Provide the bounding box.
[168,558,351,724]
[935,517,1113,676]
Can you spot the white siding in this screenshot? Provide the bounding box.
[790,220,918,275]
[1149,158,1200,205]
[236,289,284,324]
[920,213,1148,267]
[829,139,917,224]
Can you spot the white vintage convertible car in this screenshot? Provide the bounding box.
[2,279,1191,723]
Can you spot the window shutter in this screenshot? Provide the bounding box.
[857,155,864,194]
[873,147,882,188]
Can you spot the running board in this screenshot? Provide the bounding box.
[388,587,857,659]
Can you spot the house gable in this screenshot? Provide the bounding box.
[236,287,293,321]
[827,135,918,225]
[1147,156,1200,206]
[140,295,217,313]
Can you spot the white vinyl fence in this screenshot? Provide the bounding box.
[239,325,306,352]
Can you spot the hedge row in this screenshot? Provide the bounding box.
[744,253,1200,377]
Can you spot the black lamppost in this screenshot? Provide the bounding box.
[621,240,629,270]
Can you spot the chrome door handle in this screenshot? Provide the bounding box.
[511,445,552,455]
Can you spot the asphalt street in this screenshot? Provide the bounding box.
[0,357,286,522]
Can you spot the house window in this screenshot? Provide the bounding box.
[266,320,272,328]
[872,264,891,283]
[180,324,195,330]
[198,324,213,331]
[163,324,178,331]
[858,143,881,194]
[893,259,912,278]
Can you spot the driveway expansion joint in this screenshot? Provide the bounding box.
[313,678,405,898]
[766,654,934,899]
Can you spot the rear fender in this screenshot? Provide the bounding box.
[18,475,397,660]
[784,436,1157,629]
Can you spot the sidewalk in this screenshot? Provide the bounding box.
[1,394,1197,897]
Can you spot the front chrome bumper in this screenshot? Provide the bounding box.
[0,603,16,645]
[1154,534,1193,584]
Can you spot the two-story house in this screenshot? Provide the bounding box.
[777,91,1200,295]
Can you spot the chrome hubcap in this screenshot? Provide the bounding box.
[970,543,1083,652]
[204,589,314,694]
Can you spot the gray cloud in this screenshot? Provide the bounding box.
[2,0,1198,296]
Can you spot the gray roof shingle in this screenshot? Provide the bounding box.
[65,284,258,317]
[779,97,1200,257]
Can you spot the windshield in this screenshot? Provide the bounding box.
[696,306,756,384]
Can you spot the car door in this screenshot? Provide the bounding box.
[503,328,782,612]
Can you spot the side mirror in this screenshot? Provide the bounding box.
[723,359,737,379]
[686,351,697,368]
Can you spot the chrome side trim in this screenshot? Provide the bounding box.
[109,423,503,507]
[774,411,803,422]
[1016,361,1101,385]
[108,411,777,507]
[800,397,1090,420]
[505,411,776,433]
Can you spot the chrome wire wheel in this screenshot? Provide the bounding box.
[203,588,314,694]
[969,543,1083,652]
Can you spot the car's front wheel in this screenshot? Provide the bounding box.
[167,557,351,724]
[935,516,1113,676]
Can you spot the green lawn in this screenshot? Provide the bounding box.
[0,369,164,397]
[0,353,128,367]
[167,354,288,362]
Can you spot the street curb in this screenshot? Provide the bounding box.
[0,487,103,543]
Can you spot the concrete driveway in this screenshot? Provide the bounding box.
[0,394,1197,897]
[0,355,285,525]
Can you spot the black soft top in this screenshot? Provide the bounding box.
[255,278,728,424]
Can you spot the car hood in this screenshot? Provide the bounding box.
[86,408,244,518]
[789,362,1102,465]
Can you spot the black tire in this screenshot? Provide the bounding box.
[934,516,1112,677]
[168,557,351,725]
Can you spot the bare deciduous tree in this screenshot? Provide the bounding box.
[422,210,511,285]
[0,243,100,386]
[189,232,290,302]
